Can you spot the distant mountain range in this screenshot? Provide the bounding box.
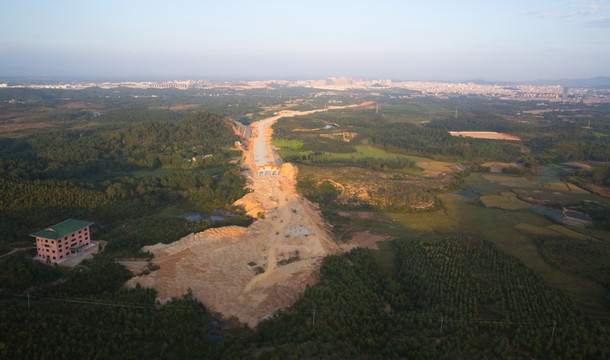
[463,77,610,88]
[530,76,610,88]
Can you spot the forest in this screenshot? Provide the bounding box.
[0,108,250,255]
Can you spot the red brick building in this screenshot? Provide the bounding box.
[30,219,93,263]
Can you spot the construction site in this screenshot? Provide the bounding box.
[126,104,369,327]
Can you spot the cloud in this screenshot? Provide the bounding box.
[583,16,610,26]
[513,0,610,26]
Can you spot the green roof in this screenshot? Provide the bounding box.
[29,219,93,240]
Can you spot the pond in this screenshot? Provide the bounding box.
[451,190,478,199]
[530,205,564,222]
[184,209,235,223]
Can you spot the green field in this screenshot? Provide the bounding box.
[380,103,453,124]
[482,173,537,187]
[326,145,460,176]
[271,138,303,150]
[328,145,429,162]
[479,192,532,210]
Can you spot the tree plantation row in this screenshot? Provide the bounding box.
[1,236,608,359]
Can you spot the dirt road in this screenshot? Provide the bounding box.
[125,102,371,327]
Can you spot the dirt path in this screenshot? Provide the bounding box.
[125,102,371,327]
[0,247,35,258]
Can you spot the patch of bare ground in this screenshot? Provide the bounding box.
[151,104,200,111]
[0,121,58,133]
[449,131,521,141]
[168,104,200,110]
[563,162,593,170]
[116,260,149,275]
[0,247,35,258]
[319,132,358,142]
[0,108,55,121]
[126,105,370,327]
[340,231,392,251]
[416,161,464,177]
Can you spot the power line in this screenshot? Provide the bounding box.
[4,292,561,327]
[5,292,205,313]
[283,308,559,326]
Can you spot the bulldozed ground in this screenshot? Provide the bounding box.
[125,104,372,327]
[449,131,521,141]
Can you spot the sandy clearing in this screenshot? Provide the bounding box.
[563,162,593,170]
[126,103,370,327]
[340,231,392,251]
[0,121,59,133]
[116,260,149,274]
[416,161,462,177]
[449,131,521,141]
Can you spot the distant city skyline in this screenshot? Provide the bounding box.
[1,1,609,81]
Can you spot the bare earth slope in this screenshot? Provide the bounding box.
[125,105,368,327]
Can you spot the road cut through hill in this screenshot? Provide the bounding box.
[125,102,373,327]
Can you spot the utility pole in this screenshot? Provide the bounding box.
[440,316,444,333]
[551,320,557,339]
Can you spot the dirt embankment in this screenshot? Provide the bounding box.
[125,105,369,327]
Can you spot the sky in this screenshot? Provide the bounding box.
[1,0,609,81]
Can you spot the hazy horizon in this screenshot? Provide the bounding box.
[2,1,610,81]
